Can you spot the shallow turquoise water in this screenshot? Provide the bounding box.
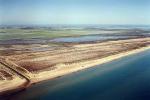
[4,49,150,100]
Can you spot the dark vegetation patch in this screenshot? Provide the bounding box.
[18,61,56,72]
[0,70,13,80]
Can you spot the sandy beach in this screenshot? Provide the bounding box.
[0,78,26,94]
[1,37,150,94]
[30,45,150,83]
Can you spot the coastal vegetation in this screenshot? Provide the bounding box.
[0,26,150,96]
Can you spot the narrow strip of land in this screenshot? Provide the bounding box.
[0,37,150,94]
[0,60,31,87]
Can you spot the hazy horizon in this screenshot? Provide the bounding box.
[0,0,150,25]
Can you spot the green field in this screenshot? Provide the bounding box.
[0,28,93,40]
[0,28,149,41]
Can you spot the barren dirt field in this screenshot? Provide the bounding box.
[0,37,150,94]
[6,38,150,72]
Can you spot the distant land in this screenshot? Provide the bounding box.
[0,25,150,99]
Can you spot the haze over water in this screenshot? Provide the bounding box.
[1,0,150,100]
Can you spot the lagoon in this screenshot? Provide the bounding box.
[50,35,137,43]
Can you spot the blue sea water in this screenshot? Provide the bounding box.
[4,49,150,100]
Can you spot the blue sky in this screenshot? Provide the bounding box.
[0,0,150,25]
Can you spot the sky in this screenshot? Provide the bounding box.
[0,0,150,25]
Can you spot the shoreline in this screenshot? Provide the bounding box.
[0,78,26,96]
[30,45,150,83]
[1,40,150,95]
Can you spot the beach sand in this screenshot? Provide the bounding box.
[1,37,150,94]
[30,46,150,83]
